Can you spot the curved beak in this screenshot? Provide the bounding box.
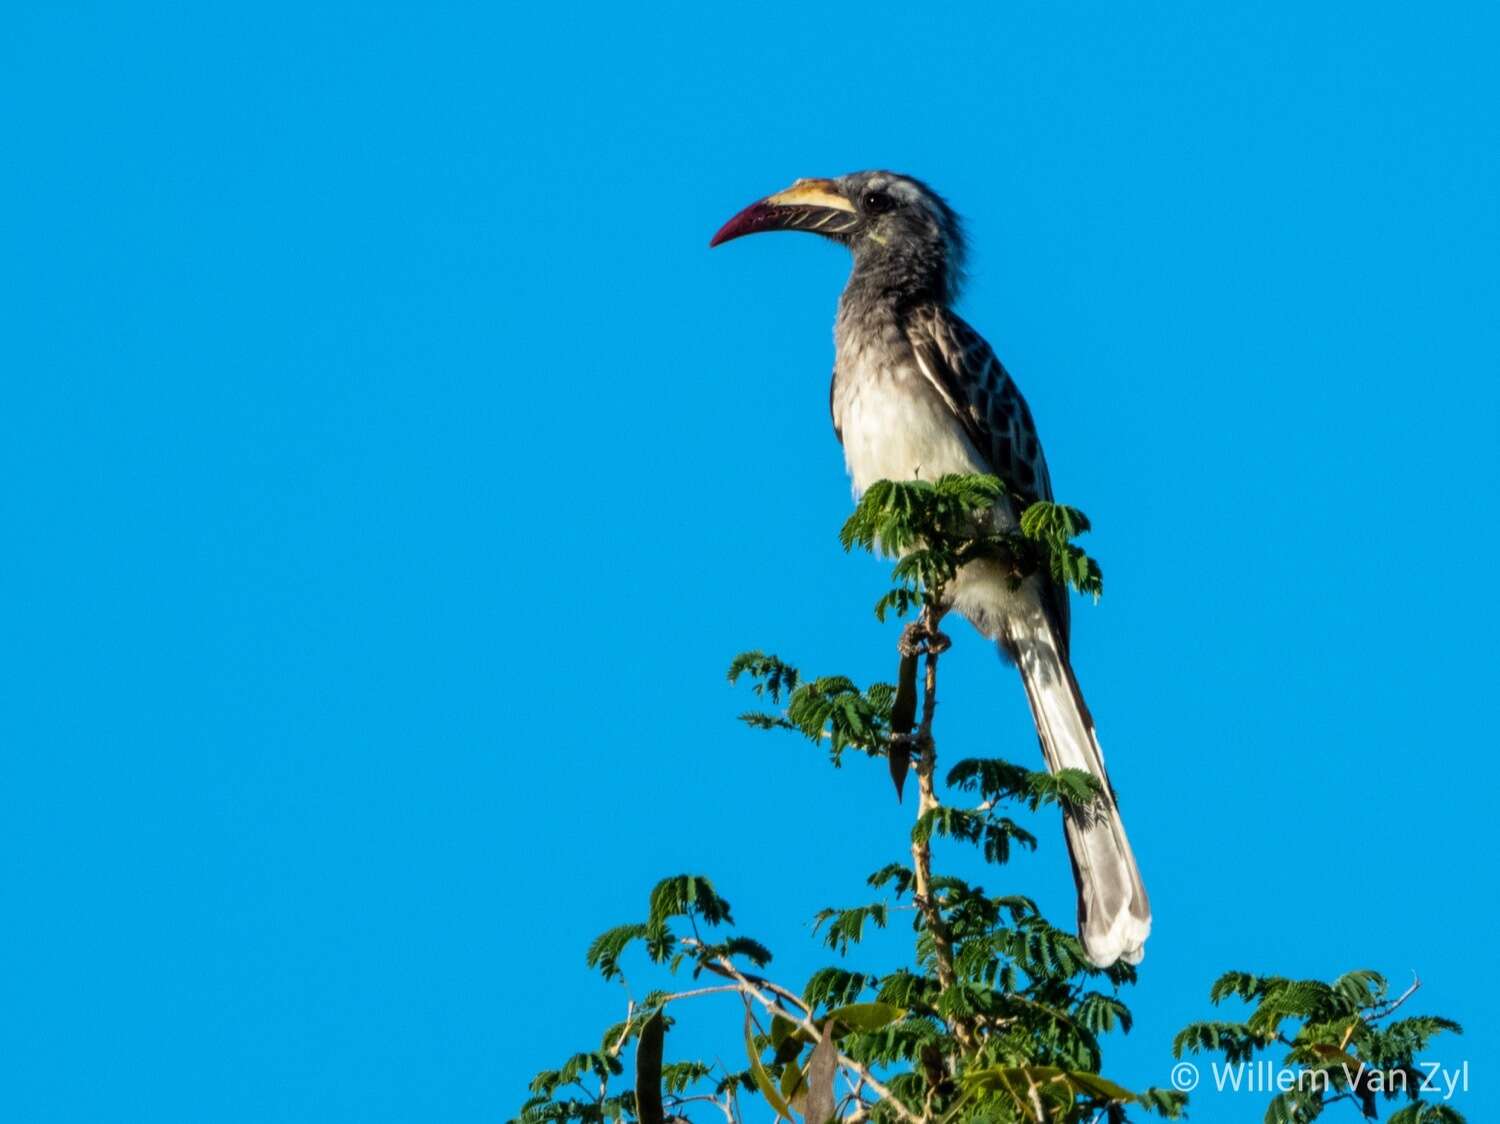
[709,178,859,248]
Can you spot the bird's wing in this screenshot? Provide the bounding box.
[903,304,1070,646]
[904,304,1054,507]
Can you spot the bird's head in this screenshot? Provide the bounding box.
[710,171,966,303]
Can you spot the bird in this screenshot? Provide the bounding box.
[710,172,1150,967]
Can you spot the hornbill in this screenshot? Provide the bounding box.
[711,172,1150,967]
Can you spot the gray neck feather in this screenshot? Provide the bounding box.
[842,240,957,317]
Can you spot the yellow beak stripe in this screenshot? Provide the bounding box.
[765,178,855,212]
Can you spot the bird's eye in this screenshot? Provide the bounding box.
[863,191,895,214]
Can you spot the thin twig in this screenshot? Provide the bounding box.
[1343,971,1422,1048]
[1366,972,1422,1022]
[608,999,637,1056]
[666,1094,732,1109]
[658,985,748,1004]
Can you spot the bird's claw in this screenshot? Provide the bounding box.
[898,621,951,657]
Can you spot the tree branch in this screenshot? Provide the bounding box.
[904,602,975,1055]
[1365,972,1421,1023]
[682,941,926,1124]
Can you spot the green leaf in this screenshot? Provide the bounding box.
[779,1052,808,1109]
[585,924,647,981]
[810,904,888,953]
[962,1065,1145,1113]
[727,652,800,701]
[769,1014,800,1049]
[744,1010,796,1123]
[648,875,733,929]
[804,968,874,1010]
[824,1002,906,1033]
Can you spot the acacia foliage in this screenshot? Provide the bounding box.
[514,475,1463,1124]
[1175,971,1464,1122]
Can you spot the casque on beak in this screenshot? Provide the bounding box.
[709,178,859,247]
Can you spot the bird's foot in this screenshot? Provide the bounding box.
[899,620,951,657]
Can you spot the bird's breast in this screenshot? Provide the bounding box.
[832,349,989,497]
[831,327,1035,641]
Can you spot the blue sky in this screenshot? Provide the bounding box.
[3,3,1496,1121]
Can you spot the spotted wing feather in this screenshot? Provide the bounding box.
[905,306,1053,505]
[904,305,1070,645]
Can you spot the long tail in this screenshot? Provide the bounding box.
[1014,625,1150,967]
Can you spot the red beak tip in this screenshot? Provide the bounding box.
[709,200,771,249]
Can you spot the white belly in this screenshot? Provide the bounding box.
[837,364,990,496]
[834,360,1044,643]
